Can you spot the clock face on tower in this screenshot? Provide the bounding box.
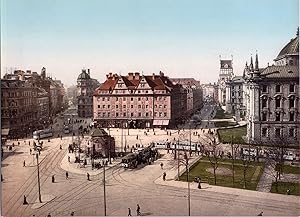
[224,64,228,68]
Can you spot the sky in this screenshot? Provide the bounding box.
[1,0,299,86]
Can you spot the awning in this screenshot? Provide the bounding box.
[1,128,10,136]
[153,120,170,126]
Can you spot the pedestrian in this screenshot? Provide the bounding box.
[23,195,28,205]
[70,211,74,216]
[128,208,132,216]
[60,144,62,150]
[163,172,166,181]
[66,172,69,179]
[52,175,55,183]
[257,211,263,216]
[287,189,291,195]
[47,213,51,217]
[160,163,163,169]
[198,181,202,189]
[23,160,26,167]
[136,204,141,216]
[68,156,70,162]
[87,172,90,181]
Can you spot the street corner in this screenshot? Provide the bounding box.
[31,194,56,209]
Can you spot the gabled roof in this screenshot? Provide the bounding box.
[91,128,108,137]
[94,72,175,95]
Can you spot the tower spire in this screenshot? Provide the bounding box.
[250,55,254,71]
[255,51,259,71]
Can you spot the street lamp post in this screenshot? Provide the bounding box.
[36,153,42,203]
[103,163,107,216]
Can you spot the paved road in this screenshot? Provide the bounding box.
[2,139,300,216]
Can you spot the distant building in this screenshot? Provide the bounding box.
[77,69,100,118]
[246,30,299,144]
[170,78,203,116]
[1,79,38,138]
[217,58,234,108]
[202,83,218,102]
[93,71,182,128]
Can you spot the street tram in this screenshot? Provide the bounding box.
[33,129,53,140]
[121,153,139,169]
[121,146,158,169]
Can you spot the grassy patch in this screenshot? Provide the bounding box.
[270,182,300,196]
[277,165,300,175]
[214,108,233,119]
[179,157,264,190]
[217,126,247,144]
[214,121,237,128]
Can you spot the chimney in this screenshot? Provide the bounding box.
[87,69,90,75]
[152,73,155,80]
[134,72,140,80]
[159,71,164,77]
[128,72,134,80]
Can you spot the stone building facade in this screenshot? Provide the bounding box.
[1,79,38,137]
[77,69,100,118]
[93,71,182,128]
[246,32,299,144]
[218,59,234,108]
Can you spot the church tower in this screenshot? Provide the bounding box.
[218,57,234,108]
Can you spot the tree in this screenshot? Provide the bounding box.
[201,132,222,185]
[263,138,289,192]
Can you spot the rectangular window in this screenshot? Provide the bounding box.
[146,97,148,101]
[123,97,126,101]
[289,98,294,108]
[131,105,133,108]
[103,112,105,117]
[262,85,267,93]
[290,84,295,92]
[154,112,157,117]
[275,85,280,93]
[138,97,141,101]
[98,105,100,108]
[262,113,267,121]
[262,99,267,108]
[123,112,126,117]
[102,97,105,101]
[275,128,281,138]
[146,105,148,109]
[262,128,267,137]
[116,113,119,117]
[116,105,118,109]
[138,105,141,108]
[131,98,133,101]
[275,98,280,108]
[289,128,295,137]
[146,112,148,117]
[138,113,141,117]
[116,97,118,101]
[108,112,110,117]
[164,112,167,117]
[159,112,162,117]
[108,105,110,109]
[131,113,134,117]
[275,112,280,121]
[289,112,294,121]
[164,105,167,108]
[123,105,126,108]
[103,105,105,108]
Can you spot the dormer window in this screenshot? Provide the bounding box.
[275,85,281,93]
